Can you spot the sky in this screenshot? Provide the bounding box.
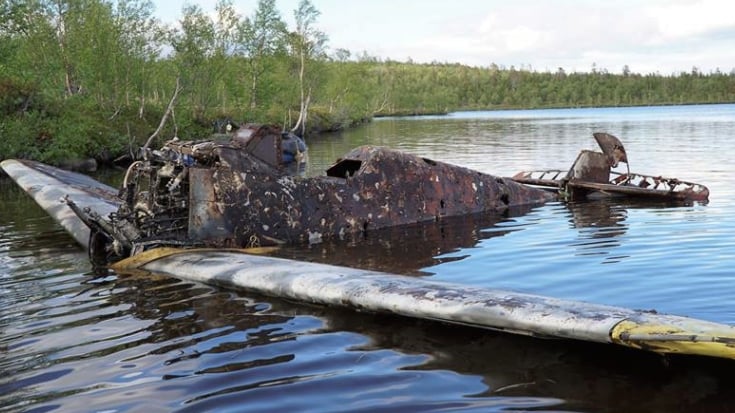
[151,0,735,75]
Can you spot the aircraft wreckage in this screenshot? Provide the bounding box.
[65,123,554,264]
[512,132,710,202]
[71,128,707,264]
[3,125,730,362]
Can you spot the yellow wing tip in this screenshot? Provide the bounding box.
[110,246,279,272]
[611,318,735,360]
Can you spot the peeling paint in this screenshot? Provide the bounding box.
[5,156,735,361]
[512,133,709,202]
[69,125,554,262]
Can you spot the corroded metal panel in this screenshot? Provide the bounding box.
[207,146,553,247]
[567,150,610,184]
[593,132,628,167]
[25,124,552,260]
[188,167,230,243]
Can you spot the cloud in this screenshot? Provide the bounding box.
[646,0,735,40]
[153,0,735,74]
[383,0,735,73]
[473,14,547,53]
[400,2,641,68]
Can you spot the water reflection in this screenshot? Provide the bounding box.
[568,200,629,236]
[269,197,700,276]
[0,270,300,412]
[3,104,735,412]
[567,199,697,263]
[316,305,735,412]
[14,265,732,413]
[269,205,536,275]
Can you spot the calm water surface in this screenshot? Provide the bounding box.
[2,104,735,412]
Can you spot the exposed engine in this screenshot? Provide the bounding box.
[70,123,551,267]
[78,124,306,265]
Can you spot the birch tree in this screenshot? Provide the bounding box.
[237,0,286,116]
[169,4,216,118]
[290,0,327,136]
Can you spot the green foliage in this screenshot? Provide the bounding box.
[1,0,734,165]
[364,62,735,113]
[0,112,46,161]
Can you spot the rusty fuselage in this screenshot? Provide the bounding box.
[86,125,553,262]
[189,144,552,246]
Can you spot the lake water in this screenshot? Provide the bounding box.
[2,104,735,412]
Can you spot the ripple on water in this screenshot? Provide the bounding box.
[427,198,735,323]
[3,104,735,412]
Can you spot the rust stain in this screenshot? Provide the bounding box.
[75,124,553,262]
[511,132,709,202]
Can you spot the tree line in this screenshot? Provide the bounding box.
[1,0,734,165]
